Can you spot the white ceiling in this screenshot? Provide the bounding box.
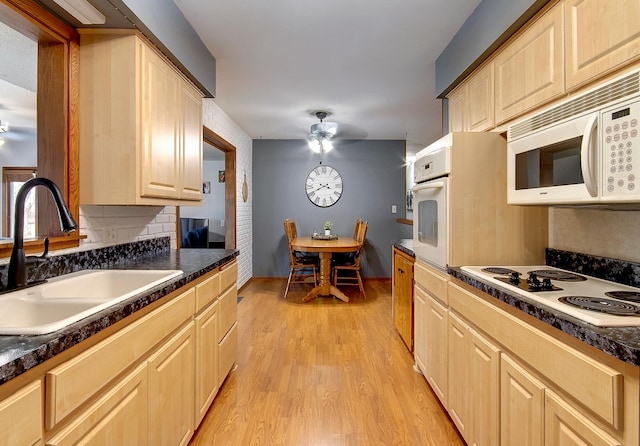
[173,0,481,154]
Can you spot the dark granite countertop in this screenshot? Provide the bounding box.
[393,239,415,258]
[0,248,239,385]
[449,267,640,366]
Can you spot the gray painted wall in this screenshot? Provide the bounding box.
[435,0,547,97]
[117,0,216,97]
[253,139,407,278]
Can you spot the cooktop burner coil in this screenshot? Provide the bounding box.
[604,291,640,303]
[559,296,640,316]
[528,270,587,282]
[481,267,519,276]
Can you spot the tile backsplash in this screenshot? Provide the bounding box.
[79,205,177,249]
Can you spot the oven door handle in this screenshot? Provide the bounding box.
[412,181,445,192]
[581,114,598,197]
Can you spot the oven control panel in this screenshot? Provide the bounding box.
[601,96,640,200]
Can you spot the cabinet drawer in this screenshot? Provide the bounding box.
[220,260,237,293]
[217,285,237,342]
[448,281,623,428]
[218,322,238,384]
[195,270,220,313]
[47,363,148,446]
[414,260,448,305]
[0,380,42,446]
[46,288,195,429]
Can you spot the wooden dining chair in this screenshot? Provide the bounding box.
[284,219,317,299]
[332,220,368,298]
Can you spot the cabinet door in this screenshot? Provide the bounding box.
[448,83,467,132]
[393,250,413,351]
[0,381,42,446]
[426,294,448,406]
[469,328,500,446]
[179,81,203,201]
[47,364,148,446]
[139,42,181,199]
[545,390,621,446]
[494,1,565,124]
[467,62,495,131]
[148,323,195,446]
[565,0,640,90]
[195,300,219,427]
[500,354,544,446]
[447,312,470,442]
[413,284,428,374]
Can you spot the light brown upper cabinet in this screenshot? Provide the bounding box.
[565,0,640,91]
[79,30,203,206]
[494,0,565,125]
[447,61,495,132]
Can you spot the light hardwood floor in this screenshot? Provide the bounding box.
[189,278,464,445]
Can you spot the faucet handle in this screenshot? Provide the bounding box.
[26,237,49,265]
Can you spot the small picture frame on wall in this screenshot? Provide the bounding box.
[218,170,226,183]
[203,181,211,194]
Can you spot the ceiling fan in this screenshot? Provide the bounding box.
[307,111,338,153]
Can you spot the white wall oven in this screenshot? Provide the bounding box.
[412,140,449,270]
[508,69,640,205]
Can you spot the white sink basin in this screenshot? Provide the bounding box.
[0,269,183,335]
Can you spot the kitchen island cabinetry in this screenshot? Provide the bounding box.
[392,247,414,351]
[79,29,203,205]
[565,0,640,91]
[494,0,565,125]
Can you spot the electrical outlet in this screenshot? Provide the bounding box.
[392,205,397,214]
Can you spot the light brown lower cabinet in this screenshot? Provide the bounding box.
[0,380,42,445]
[0,260,237,446]
[47,364,148,446]
[148,323,196,446]
[413,261,638,446]
[500,354,545,446]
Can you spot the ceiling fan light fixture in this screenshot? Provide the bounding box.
[321,138,333,152]
[308,138,321,153]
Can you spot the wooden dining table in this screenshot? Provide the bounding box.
[290,236,361,303]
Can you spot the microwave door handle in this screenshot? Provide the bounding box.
[580,114,598,197]
[412,181,445,192]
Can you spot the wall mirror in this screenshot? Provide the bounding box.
[0,0,80,257]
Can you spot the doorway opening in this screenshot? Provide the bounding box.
[178,126,236,249]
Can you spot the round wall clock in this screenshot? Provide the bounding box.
[305,165,343,207]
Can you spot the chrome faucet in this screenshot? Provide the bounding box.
[6,178,78,291]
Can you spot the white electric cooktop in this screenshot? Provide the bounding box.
[460,265,640,327]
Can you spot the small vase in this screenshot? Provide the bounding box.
[325,229,331,236]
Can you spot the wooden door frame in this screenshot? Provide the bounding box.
[178,126,236,249]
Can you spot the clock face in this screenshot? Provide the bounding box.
[305,165,343,207]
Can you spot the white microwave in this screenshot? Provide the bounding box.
[507,70,640,205]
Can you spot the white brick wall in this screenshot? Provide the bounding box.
[202,99,253,288]
[77,100,253,288]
